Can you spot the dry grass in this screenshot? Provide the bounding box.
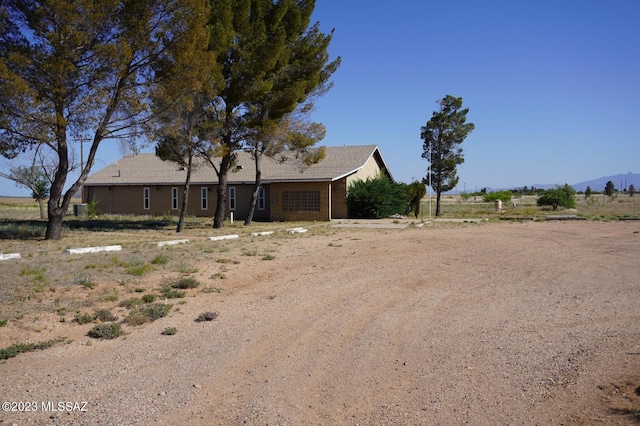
[0,194,637,346]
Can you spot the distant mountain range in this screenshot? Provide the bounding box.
[532,172,640,192]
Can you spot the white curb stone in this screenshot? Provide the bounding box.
[251,231,274,237]
[0,253,21,260]
[65,245,122,255]
[155,239,189,247]
[287,227,307,234]
[208,234,239,241]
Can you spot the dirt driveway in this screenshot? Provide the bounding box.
[1,221,639,425]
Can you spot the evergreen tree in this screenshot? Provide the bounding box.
[604,180,615,197]
[206,0,340,228]
[421,95,475,216]
[629,184,635,197]
[0,0,208,239]
[585,186,592,198]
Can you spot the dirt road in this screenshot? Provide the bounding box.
[1,221,639,425]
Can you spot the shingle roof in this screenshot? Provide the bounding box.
[84,145,391,186]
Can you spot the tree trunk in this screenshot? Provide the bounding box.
[435,190,442,217]
[176,155,193,233]
[244,151,262,226]
[213,153,232,228]
[45,205,65,240]
[38,199,46,221]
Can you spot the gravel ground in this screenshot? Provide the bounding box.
[1,221,639,425]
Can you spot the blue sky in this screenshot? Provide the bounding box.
[1,0,639,196]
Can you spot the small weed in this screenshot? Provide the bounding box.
[20,266,47,284]
[161,327,178,335]
[134,287,145,293]
[195,311,218,322]
[243,250,259,257]
[74,274,96,289]
[151,253,170,265]
[216,258,232,264]
[0,319,8,327]
[178,262,199,274]
[210,273,227,280]
[141,294,156,303]
[202,286,223,293]
[118,298,143,309]
[87,323,123,340]
[171,277,200,289]
[267,294,276,300]
[94,309,118,322]
[126,262,152,276]
[100,289,118,302]
[261,254,276,261]
[126,303,172,326]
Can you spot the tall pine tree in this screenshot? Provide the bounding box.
[421,95,475,217]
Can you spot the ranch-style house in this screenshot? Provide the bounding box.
[82,145,393,222]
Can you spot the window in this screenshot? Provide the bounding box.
[143,187,150,210]
[282,190,320,211]
[171,188,178,210]
[201,187,208,210]
[258,187,265,210]
[229,187,236,210]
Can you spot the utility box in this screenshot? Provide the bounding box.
[73,203,88,217]
[494,200,502,212]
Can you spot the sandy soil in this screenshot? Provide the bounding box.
[1,221,639,425]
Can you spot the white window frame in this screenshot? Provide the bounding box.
[229,186,236,210]
[201,187,208,210]
[171,187,179,210]
[258,187,265,210]
[143,187,150,210]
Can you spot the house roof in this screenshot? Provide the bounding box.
[84,145,393,186]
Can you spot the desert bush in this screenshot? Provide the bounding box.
[0,319,7,327]
[151,253,169,265]
[171,277,200,289]
[94,309,118,322]
[125,303,172,326]
[141,294,156,303]
[195,311,218,322]
[0,222,46,239]
[73,312,95,325]
[87,323,123,340]
[74,274,96,289]
[119,298,143,309]
[0,339,59,360]
[161,327,178,335]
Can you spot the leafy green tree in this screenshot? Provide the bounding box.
[205,0,340,228]
[0,160,50,220]
[421,95,475,216]
[537,184,576,210]
[347,176,409,219]
[585,186,592,199]
[405,181,426,219]
[0,0,208,239]
[604,180,615,197]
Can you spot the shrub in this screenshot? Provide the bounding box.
[347,176,409,218]
[0,319,7,327]
[195,311,218,322]
[73,312,95,325]
[87,323,123,340]
[151,253,169,265]
[537,184,576,210]
[482,190,513,203]
[119,298,143,309]
[171,277,200,289]
[141,294,156,303]
[161,327,178,335]
[125,303,172,326]
[0,339,58,360]
[160,288,186,299]
[94,309,118,322]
